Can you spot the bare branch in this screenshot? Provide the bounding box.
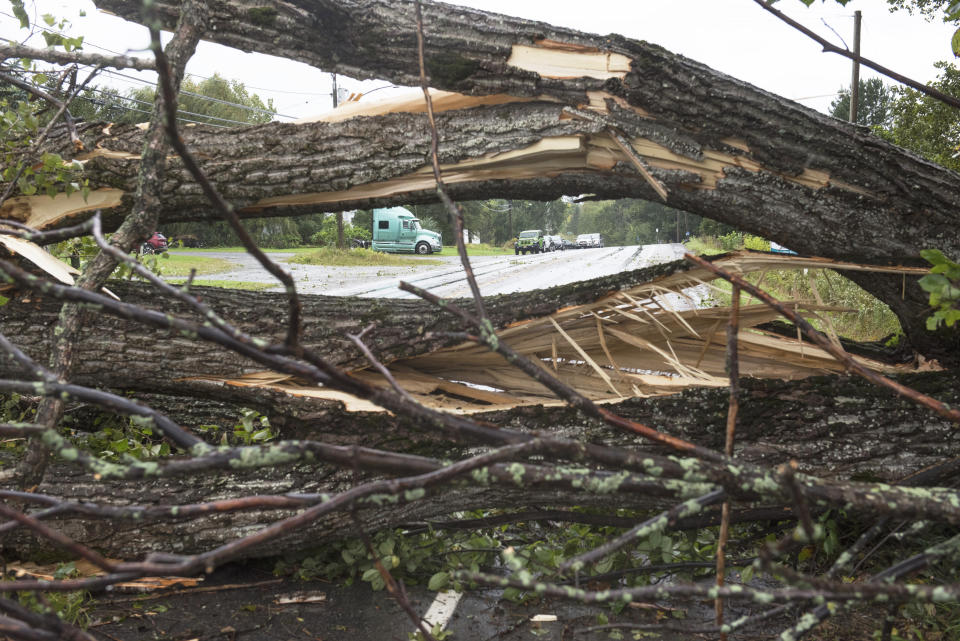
[752,0,960,111]
[0,42,156,71]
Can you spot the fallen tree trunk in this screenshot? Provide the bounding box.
[1,258,689,392]
[3,369,957,561]
[3,0,957,360]
[0,253,925,404]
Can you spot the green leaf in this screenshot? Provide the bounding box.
[919,273,951,293]
[11,0,29,28]
[921,248,949,266]
[948,2,960,21]
[428,571,449,591]
[954,28,960,58]
[361,567,380,582]
[741,564,755,584]
[42,32,64,48]
[42,14,56,26]
[595,555,614,574]
[378,538,395,557]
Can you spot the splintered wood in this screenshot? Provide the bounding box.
[197,251,929,414]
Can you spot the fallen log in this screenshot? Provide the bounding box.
[2,368,957,561]
[0,252,925,405]
[3,0,956,360]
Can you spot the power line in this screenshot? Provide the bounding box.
[80,85,258,126]
[1,65,234,128]
[0,12,296,119]
[98,69,292,119]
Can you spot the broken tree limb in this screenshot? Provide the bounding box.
[0,253,927,406]
[1,366,957,561]
[0,0,953,359]
[79,0,958,265]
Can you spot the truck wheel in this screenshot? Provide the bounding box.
[415,242,431,255]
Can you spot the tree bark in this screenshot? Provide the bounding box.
[3,369,956,561]
[1,0,950,361]
[0,257,702,394]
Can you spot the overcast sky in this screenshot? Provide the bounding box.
[1,0,956,121]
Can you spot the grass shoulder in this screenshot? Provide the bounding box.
[155,254,238,277]
[164,279,275,291]
[290,247,443,267]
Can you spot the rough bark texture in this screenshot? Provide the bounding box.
[4,369,957,561]
[137,370,960,483]
[0,0,941,361]
[0,258,689,393]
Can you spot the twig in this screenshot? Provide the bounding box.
[559,489,725,572]
[413,0,487,321]
[355,516,438,641]
[752,0,960,111]
[716,284,741,634]
[0,69,81,151]
[781,461,816,543]
[0,218,96,245]
[347,324,418,404]
[0,63,101,205]
[0,502,116,573]
[147,21,303,349]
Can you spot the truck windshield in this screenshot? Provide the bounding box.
[410,219,422,230]
[519,231,539,238]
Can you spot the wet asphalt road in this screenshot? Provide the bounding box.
[171,243,689,298]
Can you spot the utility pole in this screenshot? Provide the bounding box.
[849,10,862,124]
[332,72,345,250]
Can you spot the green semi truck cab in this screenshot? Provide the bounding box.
[372,207,442,254]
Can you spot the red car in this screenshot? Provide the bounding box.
[141,232,168,254]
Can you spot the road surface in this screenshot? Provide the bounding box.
[172,244,690,298]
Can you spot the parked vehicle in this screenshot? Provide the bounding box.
[545,235,564,251]
[561,238,577,250]
[576,233,603,248]
[515,229,545,254]
[371,207,442,254]
[770,241,797,255]
[140,232,168,254]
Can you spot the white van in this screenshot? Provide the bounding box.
[577,233,603,248]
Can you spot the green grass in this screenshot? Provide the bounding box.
[683,237,726,256]
[687,234,900,342]
[165,279,274,291]
[458,243,514,256]
[290,247,443,267]
[173,246,303,253]
[156,254,238,277]
[707,268,900,342]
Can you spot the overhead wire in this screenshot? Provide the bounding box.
[0,10,298,120]
[1,64,233,128]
